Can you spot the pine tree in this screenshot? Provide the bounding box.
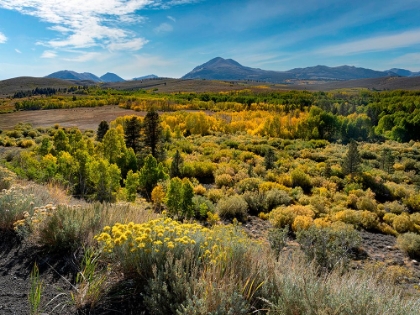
[96,121,109,142]
[124,116,142,153]
[380,148,394,174]
[264,148,276,170]
[142,109,163,160]
[170,150,183,178]
[342,140,362,177]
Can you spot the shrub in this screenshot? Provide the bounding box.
[383,201,407,214]
[410,212,420,225]
[1,184,48,231]
[207,188,225,203]
[242,191,265,216]
[236,177,262,193]
[215,173,234,188]
[296,225,361,271]
[290,169,312,193]
[193,184,206,195]
[292,215,314,232]
[192,195,215,219]
[269,205,315,229]
[392,214,413,234]
[18,204,102,252]
[396,232,420,258]
[264,189,292,211]
[334,210,379,231]
[383,213,397,225]
[216,195,248,221]
[268,226,290,258]
[403,194,420,212]
[0,166,16,190]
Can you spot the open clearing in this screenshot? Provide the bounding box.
[0,105,140,131]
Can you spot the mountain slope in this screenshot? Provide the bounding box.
[100,72,125,82]
[46,70,102,82]
[388,68,420,77]
[133,74,159,80]
[286,65,395,80]
[182,57,400,83]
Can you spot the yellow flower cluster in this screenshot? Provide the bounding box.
[95,217,254,265]
[95,218,208,254]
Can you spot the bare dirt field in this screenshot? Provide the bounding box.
[0,106,141,131]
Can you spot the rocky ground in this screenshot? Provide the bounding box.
[1,218,419,315]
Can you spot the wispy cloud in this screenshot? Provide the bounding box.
[154,23,173,34]
[15,49,22,54]
[167,15,176,22]
[390,53,420,70]
[41,50,57,58]
[62,51,102,62]
[0,31,7,43]
[317,29,420,56]
[0,0,200,52]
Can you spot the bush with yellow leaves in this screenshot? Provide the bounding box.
[392,214,414,234]
[269,205,315,229]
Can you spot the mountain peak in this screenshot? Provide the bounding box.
[100,72,125,82]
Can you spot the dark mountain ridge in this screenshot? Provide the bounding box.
[182,57,419,83]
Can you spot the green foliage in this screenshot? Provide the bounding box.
[397,232,420,258]
[216,194,248,221]
[268,226,290,258]
[35,204,102,253]
[342,140,362,176]
[290,169,312,193]
[89,158,121,202]
[143,109,164,160]
[166,177,195,220]
[29,263,43,315]
[264,147,276,170]
[138,154,168,199]
[123,116,142,153]
[96,120,109,142]
[170,150,184,178]
[296,225,361,271]
[124,170,139,202]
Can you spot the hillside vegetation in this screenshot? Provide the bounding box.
[1,85,420,314]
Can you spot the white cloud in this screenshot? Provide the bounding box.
[154,22,173,34]
[108,38,149,51]
[0,0,200,52]
[41,50,57,58]
[15,49,22,53]
[0,31,7,43]
[317,29,420,56]
[62,52,102,62]
[167,15,176,22]
[0,0,152,51]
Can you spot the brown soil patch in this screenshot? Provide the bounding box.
[0,106,141,131]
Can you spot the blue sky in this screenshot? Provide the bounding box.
[1,0,420,80]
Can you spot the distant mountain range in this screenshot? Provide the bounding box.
[182,57,420,82]
[45,71,157,82]
[44,59,420,84]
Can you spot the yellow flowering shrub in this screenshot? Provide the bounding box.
[292,215,314,232]
[269,205,315,229]
[95,217,256,278]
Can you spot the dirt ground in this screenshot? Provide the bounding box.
[0,106,141,131]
